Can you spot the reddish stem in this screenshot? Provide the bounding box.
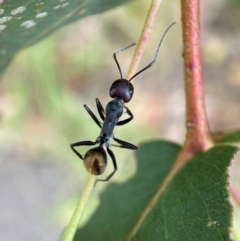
[126,0,163,80]
[175,0,212,167]
[229,181,240,206]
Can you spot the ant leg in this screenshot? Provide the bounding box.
[84,104,102,128]
[113,137,138,150]
[70,140,97,160]
[96,98,105,121]
[95,147,117,184]
[117,106,134,126]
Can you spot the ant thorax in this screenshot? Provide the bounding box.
[99,98,124,139]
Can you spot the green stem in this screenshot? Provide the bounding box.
[126,0,163,80]
[60,175,96,241]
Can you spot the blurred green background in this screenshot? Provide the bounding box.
[0,0,240,240]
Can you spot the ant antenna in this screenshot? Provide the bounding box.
[128,22,176,82]
[113,43,136,79]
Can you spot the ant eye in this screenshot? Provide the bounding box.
[109,79,134,103]
[83,147,107,175]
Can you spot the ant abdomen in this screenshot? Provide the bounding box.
[83,146,107,175]
[109,79,134,103]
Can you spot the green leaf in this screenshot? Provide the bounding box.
[74,141,237,241]
[216,129,240,144]
[0,0,130,74]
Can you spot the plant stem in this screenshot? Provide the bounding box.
[125,0,163,80]
[229,181,240,206]
[175,0,212,168]
[60,175,96,241]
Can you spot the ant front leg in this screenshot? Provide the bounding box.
[113,137,138,150]
[117,106,134,126]
[95,147,117,184]
[84,104,102,128]
[96,98,105,121]
[70,140,97,160]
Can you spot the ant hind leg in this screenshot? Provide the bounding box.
[95,147,117,185]
[113,137,138,150]
[70,140,97,160]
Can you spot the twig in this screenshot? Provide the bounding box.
[125,0,163,80]
[60,175,96,241]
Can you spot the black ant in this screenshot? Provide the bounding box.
[70,22,176,184]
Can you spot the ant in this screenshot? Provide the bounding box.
[70,22,176,184]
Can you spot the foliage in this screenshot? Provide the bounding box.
[75,142,237,241]
[0,0,130,73]
[0,0,239,241]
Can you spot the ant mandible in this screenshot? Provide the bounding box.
[70,22,176,185]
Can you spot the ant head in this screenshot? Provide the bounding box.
[83,146,107,175]
[112,22,176,101]
[109,79,134,103]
